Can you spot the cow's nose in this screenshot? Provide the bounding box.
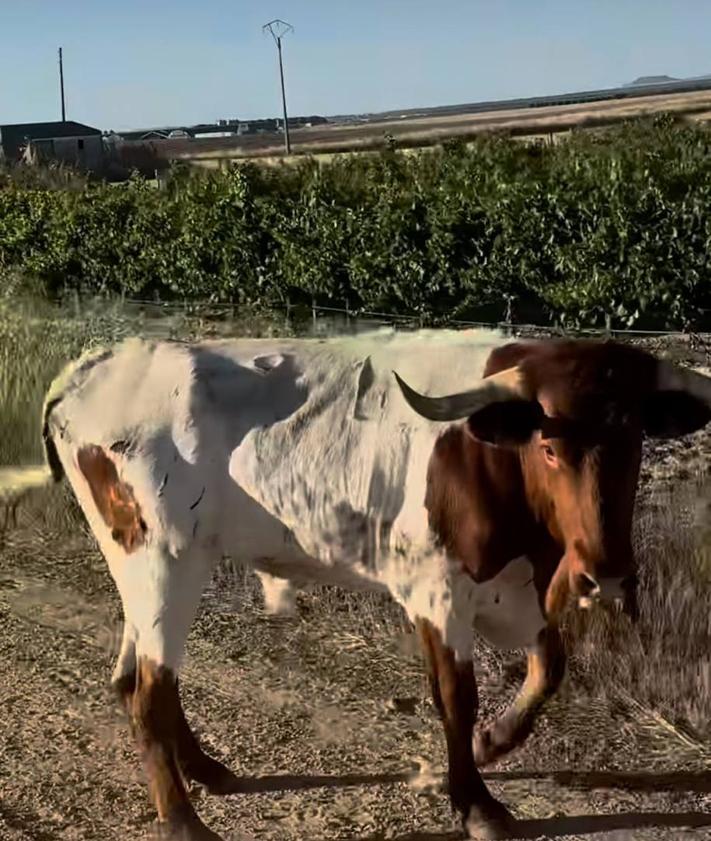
[574,572,601,609]
[575,572,600,597]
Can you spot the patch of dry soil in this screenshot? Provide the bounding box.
[0,505,709,841]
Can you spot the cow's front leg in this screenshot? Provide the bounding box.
[417,618,515,840]
[474,624,565,768]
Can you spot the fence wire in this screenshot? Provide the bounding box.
[113,297,711,340]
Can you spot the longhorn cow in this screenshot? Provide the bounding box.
[4,328,710,840]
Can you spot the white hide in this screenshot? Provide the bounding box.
[45,329,546,672]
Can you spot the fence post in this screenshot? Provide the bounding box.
[504,295,514,336]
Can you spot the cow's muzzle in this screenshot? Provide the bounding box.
[575,571,639,621]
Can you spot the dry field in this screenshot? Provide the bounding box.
[159,89,711,167]
[1,308,710,841]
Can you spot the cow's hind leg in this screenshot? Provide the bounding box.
[172,676,242,795]
[474,625,566,768]
[417,619,514,840]
[110,547,228,841]
[113,632,239,797]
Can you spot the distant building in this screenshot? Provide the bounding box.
[0,120,103,168]
[117,114,329,142]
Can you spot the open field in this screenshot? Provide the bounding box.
[154,89,711,165]
[1,302,710,840]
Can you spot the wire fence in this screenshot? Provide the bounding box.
[109,296,711,341]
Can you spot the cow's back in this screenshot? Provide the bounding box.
[228,328,512,578]
[46,328,511,584]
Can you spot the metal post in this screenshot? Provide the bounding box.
[58,47,66,122]
[277,37,291,155]
[263,20,294,156]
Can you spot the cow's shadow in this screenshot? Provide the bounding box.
[212,766,711,795]
[211,768,711,840]
[486,767,711,794]
[351,808,711,840]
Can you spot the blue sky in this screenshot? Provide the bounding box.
[2,1,711,131]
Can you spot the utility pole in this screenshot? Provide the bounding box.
[58,47,66,121]
[262,19,293,155]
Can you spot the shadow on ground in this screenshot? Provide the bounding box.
[200,769,711,840]
[207,767,711,796]
[351,811,711,841]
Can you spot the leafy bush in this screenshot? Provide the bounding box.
[2,117,711,329]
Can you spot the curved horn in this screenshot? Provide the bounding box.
[657,360,711,405]
[393,366,526,422]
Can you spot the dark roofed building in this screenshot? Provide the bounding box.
[0,120,102,162]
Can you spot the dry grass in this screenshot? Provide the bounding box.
[166,88,711,166]
[561,479,711,760]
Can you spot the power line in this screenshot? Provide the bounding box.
[262,19,294,155]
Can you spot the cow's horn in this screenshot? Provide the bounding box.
[657,360,711,405]
[393,366,526,422]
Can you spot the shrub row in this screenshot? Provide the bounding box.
[2,115,711,329]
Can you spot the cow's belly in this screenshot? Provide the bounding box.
[382,553,545,657]
[218,482,386,594]
[470,556,546,650]
[219,480,544,652]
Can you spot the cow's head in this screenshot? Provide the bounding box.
[395,339,711,620]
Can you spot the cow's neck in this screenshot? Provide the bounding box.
[426,426,537,581]
[518,449,558,540]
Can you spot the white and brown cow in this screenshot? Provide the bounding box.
[4,328,711,840]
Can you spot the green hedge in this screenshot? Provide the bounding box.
[2,114,711,329]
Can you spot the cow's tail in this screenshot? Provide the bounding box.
[2,343,116,519]
[0,464,56,499]
[0,375,68,507]
[0,461,55,537]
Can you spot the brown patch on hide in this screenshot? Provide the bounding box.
[129,658,200,828]
[77,445,147,553]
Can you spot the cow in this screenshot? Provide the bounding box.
[3,327,711,841]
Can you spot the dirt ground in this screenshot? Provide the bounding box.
[1,335,711,841]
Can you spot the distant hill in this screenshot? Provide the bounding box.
[625,75,679,87]
[626,73,711,87]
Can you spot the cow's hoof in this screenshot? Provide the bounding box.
[473,726,507,769]
[464,800,516,840]
[203,768,244,796]
[191,758,245,796]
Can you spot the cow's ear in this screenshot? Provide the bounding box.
[483,342,535,377]
[643,391,711,438]
[466,399,544,448]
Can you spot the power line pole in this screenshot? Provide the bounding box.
[58,47,66,122]
[262,19,293,155]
